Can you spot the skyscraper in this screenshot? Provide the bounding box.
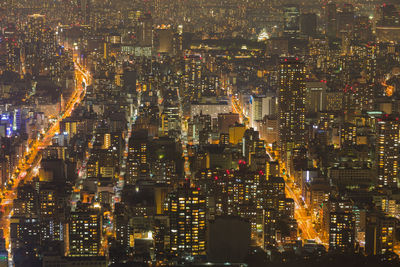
[138,13,153,47]
[326,2,337,38]
[165,186,206,257]
[78,0,90,25]
[278,58,306,162]
[380,4,400,27]
[329,212,355,252]
[376,115,400,189]
[126,130,149,184]
[366,212,397,255]
[68,209,102,257]
[283,5,300,37]
[24,14,57,77]
[300,13,317,37]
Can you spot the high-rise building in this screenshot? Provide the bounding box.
[13,182,38,216]
[242,128,265,167]
[249,94,275,129]
[165,186,206,257]
[300,13,317,37]
[278,58,306,162]
[114,203,129,250]
[376,115,400,189]
[161,104,180,137]
[126,130,150,184]
[329,212,355,252]
[123,69,137,94]
[184,54,203,103]
[366,212,397,255]
[76,0,90,24]
[326,2,337,38]
[207,216,251,263]
[217,113,239,134]
[10,216,40,256]
[339,123,357,148]
[156,27,173,54]
[68,209,102,257]
[305,81,327,113]
[24,14,57,77]
[39,183,63,243]
[138,13,153,47]
[283,5,300,37]
[337,4,355,36]
[379,4,400,27]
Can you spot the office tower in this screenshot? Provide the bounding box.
[278,58,306,161]
[78,0,90,25]
[114,203,129,250]
[184,54,203,103]
[305,81,327,113]
[123,69,137,94]
[376,115,400,189]
[219,133,229,145]
[339,123,357,148]
[161,104,180,137]
[366,212,397,255]
[228,123,246,145]
[249,95,274,129]
[10,216,40,257]
[201,73,219,96]
[68,209,102,256]
[126,130,149,184]
[39,183,63,242]
[24,14,57,77]
[217,113,239,134]
[4,26,21,72]
[138,13,153,47]
[27,14,45,39]
[242,128,266,170]
[354,16,372,42]
[152,160,177,184]
[264,208,277,246]
[329,212,355,252]
[188,114,211,144]
[380,4,400,26]
[266,161,280,179]
[300,13,317,37]
[165,186,206,257]
[13,183,38,216]
[242,128,259,160]
[326,2,337,38]
[283,5,300,37]
[265,176,286,210]
[154,216,168,260]
[337,4,354,36]
[156,27,173,54]
[207,216,251,263]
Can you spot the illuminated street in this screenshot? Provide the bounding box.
[234,95,323,245]
[2,1,400,266]
[0,58,90,250]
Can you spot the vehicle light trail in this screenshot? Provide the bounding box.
[0,59,91,251]
[232,95,324,246]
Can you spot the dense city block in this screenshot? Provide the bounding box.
[0,0,400,266]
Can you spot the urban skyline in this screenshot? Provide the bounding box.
[0,0,399,267]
